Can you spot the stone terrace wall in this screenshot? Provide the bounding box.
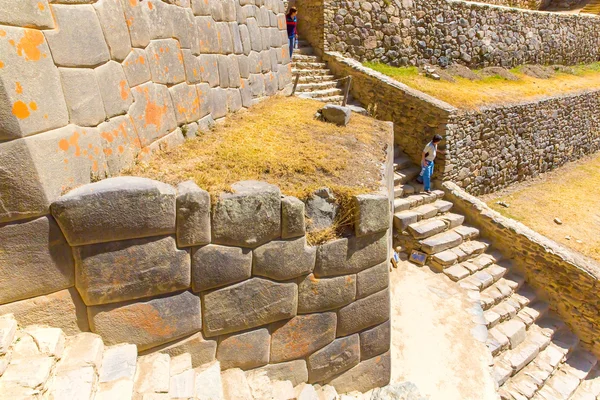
[324,52,455,177]
[296,0,325,55]
[443,181,600,357]
[320,0,600,68]
[0,0,292,226]
[0,177,393,393]
[445,91,600,195]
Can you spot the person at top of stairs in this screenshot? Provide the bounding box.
[416,134,443,193]
[286,7,298,58]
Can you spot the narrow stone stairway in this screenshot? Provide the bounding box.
[581,0,600,14]
[392,152,600,400]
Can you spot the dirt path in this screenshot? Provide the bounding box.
[389,261,498,400]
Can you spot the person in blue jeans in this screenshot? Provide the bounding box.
[286,7,298,58]
[418,134,443,193]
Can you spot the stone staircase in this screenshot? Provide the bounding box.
[581,0,600,14]
[0,314,344,400]
[392,152,600,400]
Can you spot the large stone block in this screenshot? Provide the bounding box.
[192,244,252,292]
[196,83,212,118]
[143,332,217,367]
[191,0,211,16]
[119,0,151,48]
[122,49,152,87]
[307,334,360,383]
[0,216,74,304]
[354,194,390,237]
[129,82,178,147]
[0,288,88,335]
[93,0,132,61]
[176,181,211,247]
[281,196,305,239]
[0,0,54,29]
[196,16,220,53]
[359,321,390,360]
[0,124,106,223]
[202,278,297,337]
[264,72,278,96]
[0,26,69,140]
[253,237,316,281]
[58,67,106,127]
[146,39,186,85]
[270,313,337,363]
[226,88,243,112]
[248,73,265,97]
[217,55,232,88]
[216,22,234,54]
[356,261,389,299]
[209,87,228,119]
[51,176,176,246]
[44,4,110,67]
[88,290,202,351]
[212,181,281,248]
[239,79,253,108]
[246,18,263,52]
[198,54,220,87]
[246,360,308,387]
[95,61,133,118]
[169,83,201,125]
[314,232,388,278]
[236,55,250,79]
[227,54,242,88]
[248,51,262,74]
[327,351,391,393]
[337,289,389,337]
[297,274,356,314]
[98,115,141,176]
[74,235,191,306]
[182,50,202,84]
[216,328,270,370]
[229,22,243,54]
[239,24,252,55]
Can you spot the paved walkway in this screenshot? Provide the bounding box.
[389,260,499,400]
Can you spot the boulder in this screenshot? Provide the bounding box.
[297,274,356,314]
[356,261,389,299]
[93,0,131,61]
[0,216,74,305]
[0,0,54,29]
[58,67,106,127]
[314,232,388,278]
[146,39,186,85]
[336,289,389,337]
[354,194,390,237]
[270,313,337,363]
[192,244,252,292]
[246,359,308,387]
[98,115,141,176]
[74,235,191,305]
[216,328,270,370]
[253,237,316,281]
[211,181,281,248]
[198,54,220,87]
[51,177,177,246]
[122,49,152,87]
[320,105,351,127]
[305,188,338,231]
[182,50,202,84]
[143,331,216,368]
[88,291,202,351]
[359,321,390,360]
[176,181,211,247]
[129,82,178,147]
[94,60,133,118]
[327,351,391,393]
[281,196,306,239]
[202,278,297,337]
[210,87,228,119]
[119,0,151,47]
[307,334,360,383]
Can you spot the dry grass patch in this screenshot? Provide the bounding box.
[125,96,391,243]
[365,62,600,110]
[483,153,600,262]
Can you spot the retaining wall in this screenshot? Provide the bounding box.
[0,176,393,393]
[302,0,600,68]
[443,181,600,357]
[0,0,293,225]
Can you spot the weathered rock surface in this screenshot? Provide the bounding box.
[93,0,132,61]
[122,49,152,87]
[307,334,360,383]
[144,331,216,368]
[253,237,316,281]
[94,60,133,118]
[281,196,306,239]
[246,359,308,387]
[176,181,211,247]
[74,235,191,305]
[216,328,270,370]
[305,188,338,231]
[58,67,106,126]
[88,291,202,351]
[354,194,389,237]
[0,216,74,305]
[270,313,337,363]
[97,115,140,177]
[129,82,178,147]
[337,289,390,337]
[0,0,55,29]
[327,351,391,393]
[51,177,176,246]
[320,104,351,126]
[359,321,390,360]
[194,361,224,400]
[146,39,186,85]
[212,181,281,248]
[356,261,389,299]
[202,278,297,337]
[192,244,252,292]
[298,274,356,314]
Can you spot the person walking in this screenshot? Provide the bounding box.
[286,7,298,59]
[417,134,443,193]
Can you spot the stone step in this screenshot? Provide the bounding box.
[419,229,463,255]
[311,95,344,103]
[394,166,421,185]
[570,366,600,399]
[296,81,340,91]
[134,353,172,396]
[393,191,444,213]
[294,47,315,55]
[292,68,331,77]
[393,154,413,171]
[293,61,328,70]
[407,218,448,240]
[297,87,344,99]
[298,74,335,83]
[292,54,320,62]
[394,210,420,231]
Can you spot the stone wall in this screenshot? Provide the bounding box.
[0,0,292,226]
[316,0,600,68]
[0,176,393,393]
[443,181,600,357]
[445,91,600,194]
[296,0,325,55]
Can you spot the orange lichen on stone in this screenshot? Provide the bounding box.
[58,131,82,156]
[0,61,4,68]
[118,145,124,153]
[120,80,130,100]
[101,130,115,143]
[92,160,98,172]
[104,148,113,156]
[12,101,30,119]
[16,29,45,62]
[138,56,145,64]
[0,30,6,37]
[58,138,69,151]
[38,2,45,11]
[15,82,23,94]
[122,304,177,337]
[29,101,37,111]
[129,0,137,6]
[148,1,153,9]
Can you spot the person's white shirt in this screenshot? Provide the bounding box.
[423,142,436,162]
